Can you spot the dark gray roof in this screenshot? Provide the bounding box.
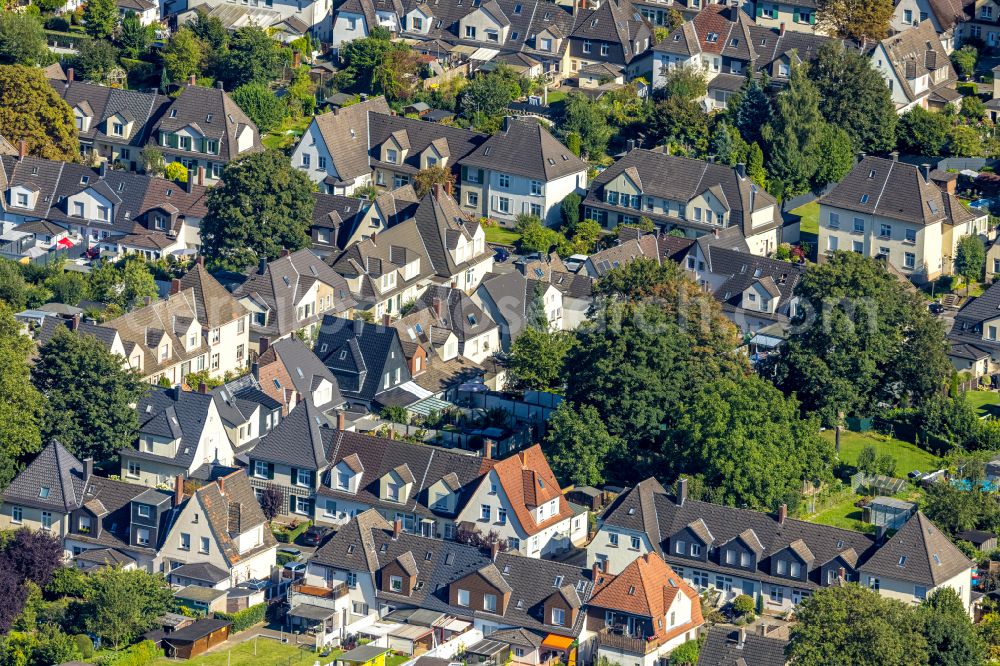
[75,476,173,553]
[412,285,497,342]
[696,626,788,666]
[706,246,806,317]
[36,316,119,350]
[315,316,405,403]
[568,0,652,64]
[266,337,345,412]
[51,80,165,147]
[312,192,365,250]
[459,118,586,182]
[168,561,230,584]
[150,84,261,162]
[820,156,949,225]
[859,511,972,586]
[131,387,217,471]
[249,398,338,470]
[1,440,87,512]
[368,114,487,175]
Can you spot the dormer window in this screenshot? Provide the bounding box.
[386,148,398,164]
[73,202,85,218]
[113,122,124,136]
[137,504,150,517]
[14,192,28,208]
[338,470,352,490]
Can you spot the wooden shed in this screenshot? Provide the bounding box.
[162,618,231,659]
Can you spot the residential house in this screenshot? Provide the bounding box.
[749,0,820,33]
[871,20,960,113]
[246,405,491,533]
[231,248,357,354]
[118,0,160,23]
[587,477,973,611]
[122,385,237,487]
[318,317,419,410]
[50,78,166,169]
[695,626,788,666]
[338,185,421,250]
[958,0,1000,48]
[947,280,1000,373]
[454,444,587,557]
[586,552,704,666]
[458,117,588,228]
[892,0,968,52]
[581,233,663,278]
[566,0,655,79]
[819,156,989,282]
[312,192,367,255]
[177,0,332,42]
[209,373,284,451]
[0,440,176,570]
[254,336,345,414]
[292,97,392,195]
[149,83,262,184]
[474,271,564,351]
[582,149,782,255]
[514,257,594,331]
[331,0,403,51]
[399,285,500,364]
[159,469,277,585]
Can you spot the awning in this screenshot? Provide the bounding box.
[56,237,75,248]
[437,619,471,632]
[408,396,452,417]
[467,639,509,657]
[541,634,575,651]
[407,609,445,627]
[388,625,433,641]
[360,621,399,638]
[288,604,338,622]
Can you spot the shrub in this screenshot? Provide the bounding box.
[74,634,94,659]
[276,551,298,566]
[96,640,163,666]
[215,603,267,633]
[732,594,755,616]
[272,520,311,543]
[45,16,70,30]
[164,162,188,183]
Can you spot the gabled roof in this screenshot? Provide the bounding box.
[695,626,787,666]
[368,114,487,175]
[410,188,487,279]
[315,316,403,402]
[250,398,338,470]
[489,444,572,536]
[176,263,247,330]
[859,511,972,586]
[76,475,173,553]
[408,284,497,342]
[459,117,586,182]
[1,440,87,512]
[191,470,275,567]
[261,336,345,412]
[132,387,219,470]
[876,20,955,104]
[312,97,392,182]
[569,0,652,64]
[51,80,165,146]
[150,84,261,162]
[820,156,951,225]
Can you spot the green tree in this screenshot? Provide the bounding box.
[543,402,623,486]
[569,219,603,253]
[82,0,117,39]
[32,326,145,460]
[73,39,120,84]
[669,638,701,666]
[764,64,825,197]
[559,93,612,158]
[813,124,855,188]
[949,124,983,157]
[202,150,315,269]
[565,131,581,156]
[897,106,950,155]
[746,141,767,188]
[83,567,172,650]
[507,326,575,393]
[560,192,581,229]
[651,96,708,156]
[164,161,188,183]
[856,444,877,473]
[0,65,78,161]
[218,26,283,88]
[116,11,153,59]
[0,303,43,489]
[789,585,928,666]
[413,165,456,198]
[231,82,287,132]
[0,11,48,66]
[816,0,893,41]
[709,121,747,167]
[30,625,81,666]
[188,7,228,51]
[140,147,164,176]
[730,77,772,146]
[161,27,205,84]
[87,258,157,310]
[961,94,986,122]
[44,271,89,306]
[951,45,978,80]
[918,587,986,666]
[371,45,419,101]
[340,26,394,84]
[811,40,897,153]
[922,481,997,536]
[0,259,32,310]
[460,66,523,124]
[516,214,565,254]
[767,252,951,425]
[955,234,986,291]
[657,65,707,101]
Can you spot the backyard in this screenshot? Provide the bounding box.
[821,429,941,475]
[485,226,521,246]
[152,638,313,665]
[262,116,314,151]
[965,389,1000,418]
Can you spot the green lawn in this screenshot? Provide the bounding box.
[152,638,315,665]
[966,390,1000,418]
[545,89,568,105]
[485,226,521,246]
[806,495,874,533]
[262,116,314,151]
[821,430,941,475]
[790,201,819,235]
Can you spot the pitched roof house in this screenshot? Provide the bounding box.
[695,626,788,666]
[474,270,563,351]
[871,20,959,112]
[255,336,345,415]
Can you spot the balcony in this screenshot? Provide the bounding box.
[595,627,662,655]
[291,582,349,600]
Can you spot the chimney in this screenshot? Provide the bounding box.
[188,74,196,86]
[98,161,107,179]
[393,518,402,539]
[280,248,290,258]
[382,313,391,327]
[778,503,788,525]
[592,561,603,582]
[170,278,181,295]
[354,317,364,336]
[445,179,453,196]
[433,183,442,200]
[856,151,865,164]
[257,257,268,275]
[676,478,687,506]
[199,382,208,394]
[251,361,259,380]
[779,22,785,36]
[490,540,501,561]
[484,439,494,460]
[196,255,204,267]
[18,140,26,160]
[737,628,746,650]
[70,313,81,331]
[432,297,442,319]
[626,139,635,152]
[890,151,899,162]
[217,474,226,496]
[144,295,152,306]
[735,162,746,179]
[84,457,93,483]
[293,51,301,68]
[337,411,346,431]
[876,525,887,545]
[174,474,184,507]
[502,116,513,132]
[259,336,270,355]
[169,384,181,401]
[713,228,720,238]
[197,166,205,186]
[921,163,931,184]
[67,67,74,82]
[216,81,224,90]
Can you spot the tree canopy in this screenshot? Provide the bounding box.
[231,82,287,133]
[544,401,623,487]
[0,11,48,66]
[82,0,118,39]
[0,65,78,161]
[217,26,285,89]
[83,567,173,650]
[816,0,893,41]
[0,304,43,489]
[161,28,206,84]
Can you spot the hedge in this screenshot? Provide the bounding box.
[277,551,298,566]
[215,603,267,633]
[97,641,163,666]
[273,520,311,543]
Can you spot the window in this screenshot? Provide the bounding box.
[905,228,916,243]
[467,191,479,208]
[14,192,28,207]
[498,197,510,214]
[297,469,311,487]
[497,507,507,524]
[530,203,542,218]
[127,461,140,478]
[347,572,358,588]
[295,497,310,515]
[530,180,542,196]
[387,483,400,502]
[540,37,552,50]
[352,601,368,615]
[853,240,863,253]
[318,156,327,170]
[769,586,784,602]
[390,575,403,592]
[508,537,520,550]
[480,504,491,521]
[828,236,839,252]
[691,543,701,556]
[740,551,751,567]
[41,511,52,530]
[74,201,85,217]
[180,533,191,550]
[11,506,22,524]
[302,153,311,168]
[777,560,788,575]
[829,212,840,228]
[631,535,640,550]
[413,16,423,29]
[254,460,269,478]
[485,29,499,42]
[498,173,510,188]
[674,539,685,554]
[990,325,997,341]
[726,549,736,564]
[904,9,912,22]
[790,561,801,577]
[600,43,609,56]
[583,39,592,53]
[551,608,565,626]
[868,576,880,591]
[465,25,476,38]
[914,585,927,600]
[879,223,891,238]
[338,471,352,490]
[137,528,150,546]
[113,122,124,136]
[457,588,470,606]
[484,593,497,612]
[853,217,864,233]
[386,148,398,164]
[609,532,619,547]
[211,353,220,370]
[324,500,337,517]
[137,504,151,518]
[904,252,915,269]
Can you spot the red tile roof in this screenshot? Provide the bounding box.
[492,444,571,536]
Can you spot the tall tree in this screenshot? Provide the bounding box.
[789,585,928,666]
[764,64,825,197]
[82,0,118,39]
[86,258,157,310]
[460,66,523,126]
[230,82,287,133]
[117,11,153,59]
[188,7,228,51]
[896,106,950,156]
[730,77,772,146]
[507,327,576,393]
[202,150,314,269]
[543,402,623,486]
[813,124,855,188]
[956,235,986,292]
[161,28,205,84]
[73,39,120,84]
[746,141,767,188]
[657,65,707,101]
[559,93,613,158]
[811,41,897,153]
[0,11,48,66]
[918,587,986,666]
[0,304,43,488]
[0,65,78,161]
[651,96,708,156]
[83,568,172,650]
[218,26,284,89]
[766,252,951,425]
[816,0,893,41]
[32,326,145,461]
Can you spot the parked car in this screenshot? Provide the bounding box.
[278,546,302,560]
[493,247,510,263]
[284,561,306,575]
[300,525,332,547]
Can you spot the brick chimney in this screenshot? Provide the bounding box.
[280,248,290,258]
[18,140,26,160]
[67,67,74,82]
[197,166,205,187]
[737,628,746,650]
[676,478,687,506]
[199,382,208,394]
[432,183,442,200]
[84,457,93,484]
[592,561,602,582]
[293,51,301,68]
[490,540,501,561]
[393,518,402,539]
[189,74,196,86]
[382,313,391,327]
[779,22,786,36]
[69,313,81,331]
[337,412,346,431]
[174,474,185,507]
[259,336,270,355]
[483,439,494,460]
[432,297,442,319]
[170,278,181,295]
[778,503,787,525]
